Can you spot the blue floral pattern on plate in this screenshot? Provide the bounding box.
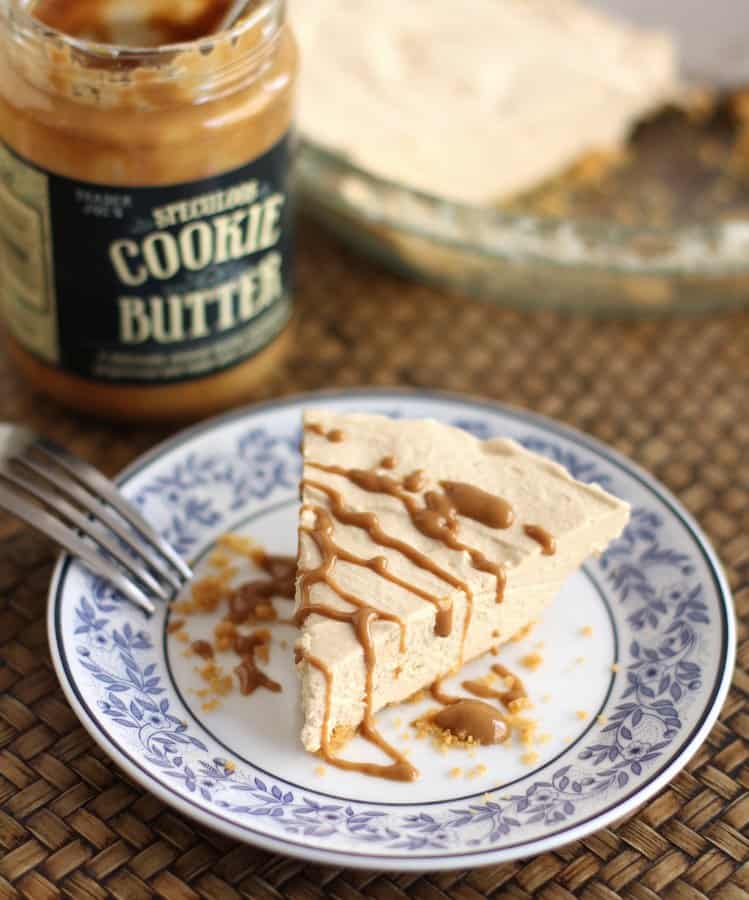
[48,392,733,870]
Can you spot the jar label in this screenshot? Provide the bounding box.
[0,135,293,384]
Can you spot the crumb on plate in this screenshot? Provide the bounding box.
[510,622,536,643]
[214,620,237,651]
[511,715,538,746]
[217,532,265,562]
[191,574,233,613]
[208,549,234,569]
[520,652,543,671]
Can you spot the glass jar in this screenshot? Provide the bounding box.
[0,0,297,421]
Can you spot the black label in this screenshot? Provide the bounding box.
[0,135,293,384]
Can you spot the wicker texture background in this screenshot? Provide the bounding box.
[0,221,747,898]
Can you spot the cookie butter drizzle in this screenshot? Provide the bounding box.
[432,699,508,745]
[403,469,426,492]
[426,663,529,744]
[296,459,517,780]
[441,481,515,529]
[295,506,408,650]
[308,464,511,607]
[523,524,557,556]
[235,631,281,695]
[296,510,417,780]
[302,480,458,636]
[227,555,296,623]
[464,663,529,712]
[305,423,346,443]
[225,554,296,694]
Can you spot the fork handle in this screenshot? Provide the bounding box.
[0,482,155,616]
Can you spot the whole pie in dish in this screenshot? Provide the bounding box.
[294,411,630,779]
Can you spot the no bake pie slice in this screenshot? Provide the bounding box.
[294,410,630,779]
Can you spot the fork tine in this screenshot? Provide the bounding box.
[16,453,185,594]
[0,464,171,602]
[34,438,192,581]
[0,481,155,616]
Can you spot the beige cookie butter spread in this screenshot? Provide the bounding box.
[0,0,297,420]
[294,0,676,205]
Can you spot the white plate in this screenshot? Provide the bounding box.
[48,390,735,871]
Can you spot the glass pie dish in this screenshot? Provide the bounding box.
[293,0,749,316]
[297,135,749,316]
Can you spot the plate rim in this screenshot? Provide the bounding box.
[46,387,736,871]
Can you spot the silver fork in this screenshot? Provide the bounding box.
[0,424,192,616]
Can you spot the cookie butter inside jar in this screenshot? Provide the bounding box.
[0,0,297,421]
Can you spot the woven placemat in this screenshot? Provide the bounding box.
[0,220,747,899]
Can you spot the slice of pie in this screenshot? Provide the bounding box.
[294,410,630,777]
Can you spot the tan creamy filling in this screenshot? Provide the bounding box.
[293,0,676,204]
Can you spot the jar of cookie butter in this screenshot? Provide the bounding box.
[0,0,297,421]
